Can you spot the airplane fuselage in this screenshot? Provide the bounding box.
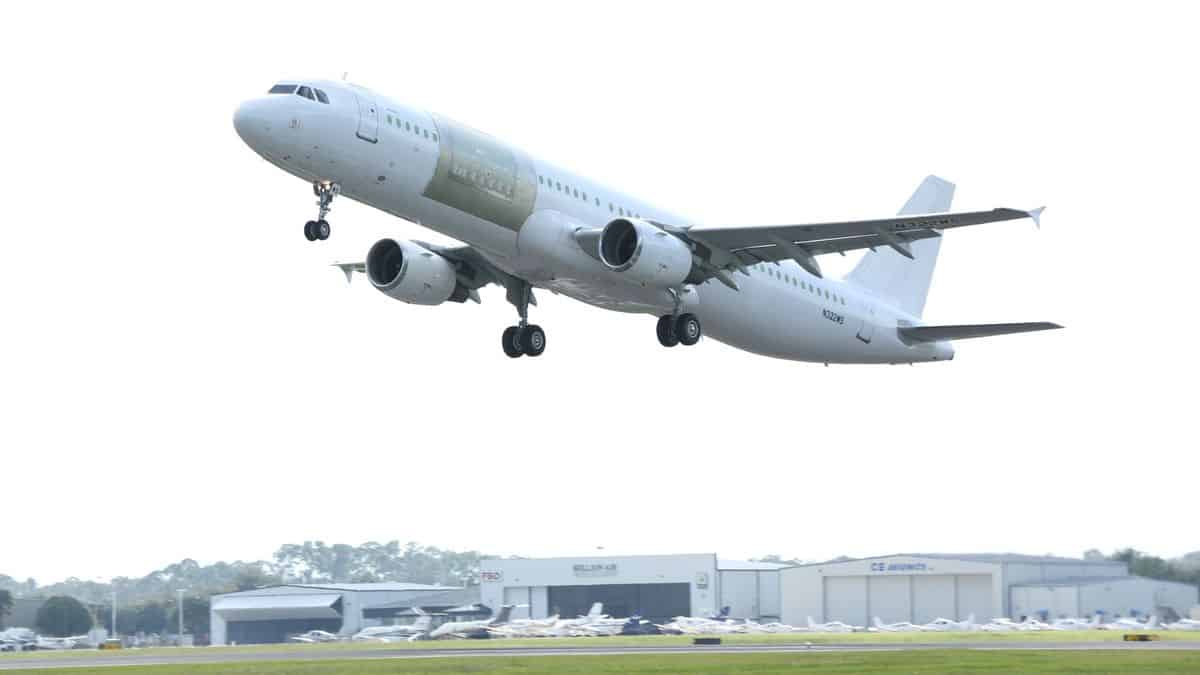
[234,80,954,363]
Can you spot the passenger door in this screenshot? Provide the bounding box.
[354,94,379,143]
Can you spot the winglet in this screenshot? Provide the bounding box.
[1027,206,1045,229]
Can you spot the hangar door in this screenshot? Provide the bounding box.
[824,576,868,626]
[547,583,689,624]
[868,576,911,624]
[913,575,957,623]
[227,618,340,644]
[956,575,994,621]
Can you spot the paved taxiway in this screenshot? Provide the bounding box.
[3,641,1200,670]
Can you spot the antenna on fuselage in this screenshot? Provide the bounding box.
[341,72,349,81]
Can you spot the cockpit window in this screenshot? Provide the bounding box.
[297,85,315,101]
[314,89,329,104]
[268,83,297,94]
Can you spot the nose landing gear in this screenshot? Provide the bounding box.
[303,182,340,241]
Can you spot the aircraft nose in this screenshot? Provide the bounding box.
[233,98,273,149]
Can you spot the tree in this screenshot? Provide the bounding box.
[136,603,168,634]
[752,554,804,566]
[232,569,278,592]
[35,596,93,637]
[168,596,210,638]
[0,589,12,629]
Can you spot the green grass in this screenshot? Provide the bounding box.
[2,629,1197,664]
[6,650,1200,674]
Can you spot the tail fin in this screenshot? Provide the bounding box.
[847,175,955,317]
[587,602,604,619]
[491,604,515,625]
[413,614,432,631]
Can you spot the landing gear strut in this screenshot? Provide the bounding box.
[502,280,546,358]
[304,182,339,241]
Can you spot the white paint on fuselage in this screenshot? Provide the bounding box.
[234,80,952,364]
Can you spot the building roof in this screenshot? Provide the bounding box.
[366,588,481,611]
[792,553,1126,568]
[212,582,456,599]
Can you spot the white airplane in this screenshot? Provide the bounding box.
[1051,616,1101,630]
[872,617,921,632]
[427,604,516,640]
[289,629,340,643]
[234,80,1061,362]
[920,615,975,632]
[353,613,434,642]
[806,617,862,633]
[1100,615,1159,631]
[1164,618,1200,631]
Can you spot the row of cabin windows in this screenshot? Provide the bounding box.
[757,264,846,305]
[384,112,438,143]
[536,175,641,219]
[268,83,331,104]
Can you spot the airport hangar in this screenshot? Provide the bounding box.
[479,554,788,623]
[780,553,1199,625]
[210,583,483,645]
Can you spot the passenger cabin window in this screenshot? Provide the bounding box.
[268,84,297,94]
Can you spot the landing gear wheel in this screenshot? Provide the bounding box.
[656,315,679,347]
[519,325,546,357]
[502,326,523,358]
[315,219,331,240]
[304,220,318,241]
[676,313,702,346]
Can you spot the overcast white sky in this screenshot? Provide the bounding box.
[1,2,1196,584]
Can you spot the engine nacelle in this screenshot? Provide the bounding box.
[366,238,467,305]
[597,218,694,287]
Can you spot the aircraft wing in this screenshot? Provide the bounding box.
[676,207,1041,279]
[899,322,1063,342]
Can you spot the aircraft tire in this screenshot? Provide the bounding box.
[502,326,524,358]
[519,325,546,357]
[676,313,702,346]
[315,219,331,240]
[656,316,679,347]
[303,220,318,241]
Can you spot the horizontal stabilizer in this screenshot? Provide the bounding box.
[899,322,1063,343]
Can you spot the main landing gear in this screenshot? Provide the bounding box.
[303,182,340,241]
[502,280,546,358]
[656,313,702,348]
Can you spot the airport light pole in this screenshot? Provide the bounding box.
[176,589,186,646]
[111,591,117,639]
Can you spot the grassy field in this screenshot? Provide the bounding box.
[2,629,1198,664]
[6,650,1200,674]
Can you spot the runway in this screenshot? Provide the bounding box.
[3,641,1199,670]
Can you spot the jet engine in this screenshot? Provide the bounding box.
[597,218,695,287]
[365,238,470,305]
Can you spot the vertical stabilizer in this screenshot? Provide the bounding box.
[846,175,955,317]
